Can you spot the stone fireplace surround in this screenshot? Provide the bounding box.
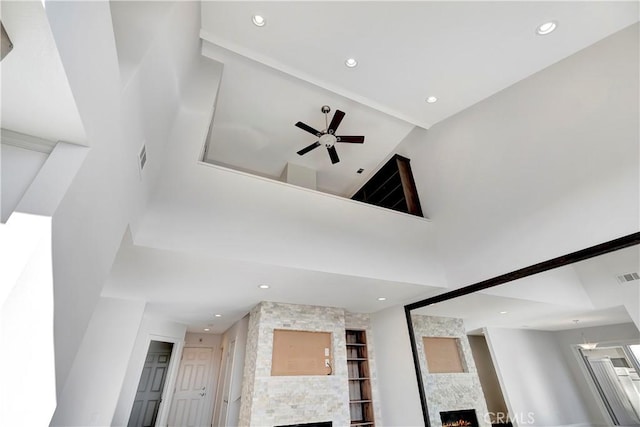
[238,302,381,426]
[411,314,491,427]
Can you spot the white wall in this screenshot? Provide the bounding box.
[0,144,48,222]
[43,1,144,394]
[371,305,424,426]
[42,1,201,395]
[468,335,509,423]
[484,327,591,427]
[1,136,87,427]
[50,297,146,426]
[185,332,222,348]
[397,23,639,288]
[111,314,187,427]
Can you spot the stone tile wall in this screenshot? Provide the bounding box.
[239,302,351,426]
[411,314,491,427]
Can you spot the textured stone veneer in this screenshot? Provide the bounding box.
[239,302,352,426]
[411,314,491,427]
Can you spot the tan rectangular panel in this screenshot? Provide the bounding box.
[422,337,465,373]
[271,329,332,376]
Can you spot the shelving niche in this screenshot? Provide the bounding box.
[351,154,423,217]
[346,330,375,426]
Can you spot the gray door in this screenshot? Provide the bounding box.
[128,341,174,427]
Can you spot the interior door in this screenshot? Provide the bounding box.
[168,347,213,427]
[128,341,174,427]
[584,354,640,426]
[217,340,236,427]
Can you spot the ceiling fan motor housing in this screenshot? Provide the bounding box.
[294,106,364,164]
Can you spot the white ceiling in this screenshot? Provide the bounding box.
[413,245,640,332]
[0,1,86,145]
[109,2,638,333]
[202,42,414,196]
[199,1,638,195]
[103,232,443,333]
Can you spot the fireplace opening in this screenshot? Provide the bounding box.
[440,409,479,427]
[274,422,332,427]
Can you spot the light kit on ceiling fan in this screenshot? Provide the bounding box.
[294,105,365,164]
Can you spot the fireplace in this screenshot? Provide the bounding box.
[440,409,479,427]
[275,423,332,427]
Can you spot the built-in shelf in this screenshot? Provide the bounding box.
[346,330,375,426]
[351,154,423,217]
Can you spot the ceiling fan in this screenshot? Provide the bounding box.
[295,105,365,164]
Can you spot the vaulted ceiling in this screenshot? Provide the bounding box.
[415,245,640,332]
[1,1,86,145]
[200,1,638,195]
[2,1,638,334]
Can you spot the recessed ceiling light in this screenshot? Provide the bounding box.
[214,314,222,318]
[377,297,387,301]
[499,311,508,314]
[258,284,270,289]
[204,328,210,332]
[426,96,438,104]
[536,21,557,35]
[345,58,358,68]
[252,15,266,27]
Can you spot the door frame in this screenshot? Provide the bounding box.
[142,334,184,427]
[220,339,237,427]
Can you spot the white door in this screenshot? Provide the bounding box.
[217,340,236,427]
[168,348,213,427]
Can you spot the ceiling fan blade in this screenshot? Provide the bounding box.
[327,110,345,134]
[327,145,340,164]
[295,121,322,137]
[336,135,365,143]
[297,141,321,156]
